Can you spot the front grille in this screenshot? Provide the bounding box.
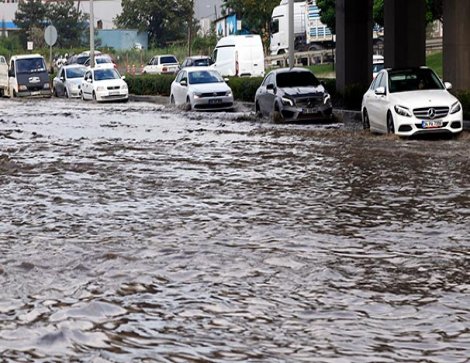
[413,106,449,120]
[200,92,226,98]
[295,96,323,107]
[194,102,233,109]
[107,86,120,90]
[27,85,43,92]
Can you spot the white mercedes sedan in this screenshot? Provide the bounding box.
[361,67,463,137]
[170,67,234,111]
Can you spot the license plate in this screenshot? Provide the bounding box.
[209,99,222,104]
[31,91,40,96]
[303,108,315,114]
[109,91,120,96]
[422,120,442,128]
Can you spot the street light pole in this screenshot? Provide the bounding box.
[288,0,294,69]
[90,0,95,67]
[188,0,194,57]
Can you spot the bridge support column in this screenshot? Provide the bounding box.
[384,0,426,68]
[443,0,470,90]
[335,0,373,94]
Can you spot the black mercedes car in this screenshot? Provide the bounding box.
[254,68,333,122]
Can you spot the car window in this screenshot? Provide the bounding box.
[373,62,384,74]
[84,71,92,81]
[262,73,274,87]
[59,68,64,79]
[276,71,320,87]
[16,58,46,74]
[373,73,383,90]
[66,67,86,79]
[160,56,177,64]
[188,70,223,84]
[389,68,444,93]
[378,72,387,90]
[193,58,211,66]
[175,70,184,82]
[180,71,187,83]
[94,68,120,81]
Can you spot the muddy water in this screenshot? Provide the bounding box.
[0,98,469,362]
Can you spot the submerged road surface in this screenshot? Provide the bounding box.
[1,98,469,362]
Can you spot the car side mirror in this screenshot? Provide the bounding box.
[121,76,126,80]
[224,78,229,82]
[60,76,65,81]
[8,69,13,77]
[444,82,452,90]
[267,83,275,91]
[375,86,386,95]
[180,80,187,86]
[86,78,92,83]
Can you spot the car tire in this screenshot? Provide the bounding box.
[64,89,69,98]
[170,95,175,105]
[272,103,284,123]
[53,88,58,97]
[362,109,370,130]
[81,91,85,101]
[185,97,192,111]
[92,91,97,102]
[255,101,262,118]
[387,112,395,134]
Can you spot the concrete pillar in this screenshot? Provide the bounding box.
[384,0,426,68]
[335,0,373,93]
[443,0,470,90]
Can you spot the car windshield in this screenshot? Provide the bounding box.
[96,57,112,64]
[373,63,384,73]
[160,56,177,64]
[188,70,224,84]
[66,67,86,79]
[16,58,46,74]
[76,56,88,65]
[276,71,320,87]
[94,68,120,81]
[389,68,444,93]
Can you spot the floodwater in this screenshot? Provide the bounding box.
[0,98,469,363]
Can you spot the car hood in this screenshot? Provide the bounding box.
[190,82,231,93]
[280,85,327,97]
[94,79,125,87]
[390,90,458,108]
[67,78,83,86]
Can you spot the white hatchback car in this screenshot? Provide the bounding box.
[361,67,463,137]
[80,67,128,102]
[53,64,87,98]
[142,55,180,75]
[170,67,234,111]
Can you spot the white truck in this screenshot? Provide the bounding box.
[270,0,333,55]
[0,54,52,98]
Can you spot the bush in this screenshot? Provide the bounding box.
[125,74,175,96]
[226,77,263,102]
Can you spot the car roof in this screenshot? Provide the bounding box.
[185,55,210,59]
[269,67,313,75]
[183,66,218,73]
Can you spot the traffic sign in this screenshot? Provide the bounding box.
[44,25,58,46]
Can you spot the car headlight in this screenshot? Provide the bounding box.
[281,96,294,106]
[226,91,233,97]
[394,105,412,117]
[450,101,461,114]
[121,84,128,90]
[97,86,105,92]
[193,92,202,99]
[43,83,50,89]
[18,85,27,91]
[323,93,331,104]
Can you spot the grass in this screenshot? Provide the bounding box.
[426,51,442,77]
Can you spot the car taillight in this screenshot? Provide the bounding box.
[162,67,167,72]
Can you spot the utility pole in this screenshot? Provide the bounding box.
[188,0,194,57]
[89,0,95,67]
[288,0,294,69]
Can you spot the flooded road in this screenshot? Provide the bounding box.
[1,98,469,362]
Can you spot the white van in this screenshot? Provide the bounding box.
[5,54,51,97]
[211,35,265,77]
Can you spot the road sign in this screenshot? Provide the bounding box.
[44,25,57,46]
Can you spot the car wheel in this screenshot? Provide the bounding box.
[387,112,395,134]
[81,91,85,101]
[185,97,192,111]
[64,89,69,98]
[170,95,175,105]
[255,101,262,118]
[272,103,284,123]
[53,87,58,97]
[92,91,97,102]
[362,109,370,130]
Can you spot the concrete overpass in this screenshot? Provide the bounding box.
[335,0,470,92]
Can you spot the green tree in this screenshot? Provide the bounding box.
[115,0,193,48]
[223,0,278,43]
[48,0,88,48]
[14,0,48,45]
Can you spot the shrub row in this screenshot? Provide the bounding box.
[124,74,470,118]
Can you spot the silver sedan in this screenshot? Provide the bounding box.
[53,64,87,98]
